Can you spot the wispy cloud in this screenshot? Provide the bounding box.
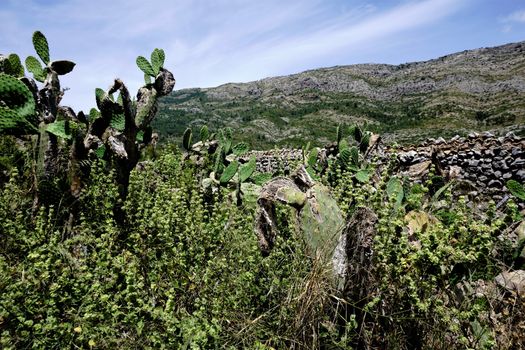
[499,8,525,33]
[0,0,478,112]
[504,9,525,23]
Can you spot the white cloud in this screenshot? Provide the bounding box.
[505,9,525,23]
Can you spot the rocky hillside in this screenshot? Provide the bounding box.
[154,41,525,149]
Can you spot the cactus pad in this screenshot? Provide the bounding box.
[32,31,50,64]
[239,156,256,183]
[25,56,46,82]
[182,128,192,151]
[150,48,165,75]
[355,169,371,183]
[110,113,125,131]
[199,125,209,142]
[50,60,75,75]
[0,73,37,134]
[386,176,404,208]
[136,56,155,77]
[7,54,24,77]
[232,142,249,156]
[46,120,77,139]
[220,160,239,184]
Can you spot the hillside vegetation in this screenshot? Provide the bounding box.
[155,41,525,148]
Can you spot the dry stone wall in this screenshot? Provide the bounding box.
[245,132,525,208]
[393,132,524,207]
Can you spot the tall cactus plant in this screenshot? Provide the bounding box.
[0,31,176,212]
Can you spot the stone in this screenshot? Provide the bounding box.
[511,158,525,167]
[447,165,462,179]
[488,180,502,188]
[434,137,446,144]
[495,270,525,296]
[511,147,523,157]
[404,160,431,178]
[468,159,480,167]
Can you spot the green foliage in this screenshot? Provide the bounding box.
[506,180,525,201]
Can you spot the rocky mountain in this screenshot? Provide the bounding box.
[154,41,525,149]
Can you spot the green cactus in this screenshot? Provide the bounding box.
[2,54,25,77]
[232,142,249,156]
[360,132,370,153]
[0,73,37,134]
[110,113,125,131]
[144,73,152,85]
[307,148,318,168]
[199,125,209,142]
[45,120,77,140]
[355,169,371,183]
[336,123,343,146]
[387,176,404,209]
[32,31,50,64]
[352,125,363,143]
[95,144,106,158]
[239,156,256,183]
[220,160,239,184]
[255,166,346,288]
[25,56,46,82]
[219,128,232,154]
[136,56,155,77]
[350,146,359,166]
[150,48,165,76]
[89,108,101,121]
[182,128,192,151]
[252,172,273,186]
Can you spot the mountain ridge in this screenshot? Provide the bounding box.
[155,40,525,148]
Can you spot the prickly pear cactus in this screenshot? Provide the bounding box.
[255,166,347,288]
[0,73,37,134]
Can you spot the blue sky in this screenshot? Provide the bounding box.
[1,0,524,112]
